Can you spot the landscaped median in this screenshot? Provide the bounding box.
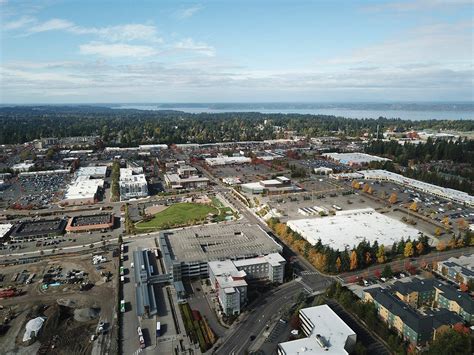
[179,302,217,352]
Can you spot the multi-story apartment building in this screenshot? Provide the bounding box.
[364,287,463,345]
[208,253,285,315]
[437,255,474,286]
[119,167,148,200]
[364,277,473,345]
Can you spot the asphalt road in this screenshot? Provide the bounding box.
[338,246,474,282]
[214,281,304,355]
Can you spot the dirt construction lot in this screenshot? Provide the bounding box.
[0,252,119,355]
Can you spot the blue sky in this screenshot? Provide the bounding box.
[0,0,472,103]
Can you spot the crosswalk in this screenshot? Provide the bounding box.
[296,279,313,293]
[132,349,143,355]
[300,270,320,276]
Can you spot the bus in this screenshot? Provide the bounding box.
[156,321,161,337]
[120,300,125,313]
[119,266,124,276]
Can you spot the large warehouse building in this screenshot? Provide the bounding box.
[63,176,104,205]
[159,223,283,281]
[10,218,67,241]
[287,208,421,251]
[63,165,107,205]
[323,152,390,166]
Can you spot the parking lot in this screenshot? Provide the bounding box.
[296,158,350,173]
[1,173,72,209]
[206,161,291,184]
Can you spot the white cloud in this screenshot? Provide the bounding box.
[315,21,473,68]
[28,18,75,33]
[174,38,215,56]
[70,24,163,43]
[79,42,158,58]
[175,4,203,19]
[363,0,472,12]
[4,16,163,43]
[3,15,35,30]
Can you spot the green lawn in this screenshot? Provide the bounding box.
[136,203,218,230]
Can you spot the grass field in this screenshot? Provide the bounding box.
[135,202,218,230]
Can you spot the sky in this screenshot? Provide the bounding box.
[0,0,473,103]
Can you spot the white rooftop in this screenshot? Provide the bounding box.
[233,253,285,267]
[279,305,356,354]
[76,166,107,178]
[360,169,474,207]
[65,178,103,200]
[323,152,390,164]
[287,208,420,251]
[12,162,34,171]
[120,168,146,183]
[205,156,252,166]
[216,275,247,289]
[209,260,239,276]
[0,224,13,239]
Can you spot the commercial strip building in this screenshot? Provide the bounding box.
[222,177,242,186]
[164,174,210,190]
[18,169,70,177]
[313,166,334,175]
[241,176,302,195]
[63,165,108,205]
[205,156,252,166]
[287,208,421,251]
[65,214,114,233]
[63,176,104,205]
[364,278,473,345]
[158,223,283,281]
[436,255,474,286]
[359,169,474,207]
[278,305,357,354]
[76,166,108,179]
[10,218,67,241]
[12,162,35,172]
[323,152,390,166]
[138,144,168,151]
[164,163,210,189]
[119,167,148,200]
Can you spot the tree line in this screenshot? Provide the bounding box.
[1,106,473,145]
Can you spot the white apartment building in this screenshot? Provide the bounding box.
[119,167,148,200]
[233,253,286,284]
[208,260,247,315]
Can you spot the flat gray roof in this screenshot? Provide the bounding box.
[159,223,282,263]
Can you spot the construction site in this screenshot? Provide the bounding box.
[0,250,119,355]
